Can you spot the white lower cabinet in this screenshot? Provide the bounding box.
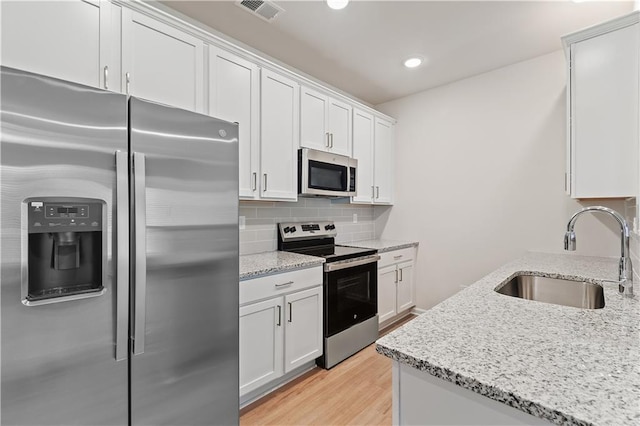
[377,247,416,328]
[284,287,323,372]
[239,298,283,395]
[239,266,322,397]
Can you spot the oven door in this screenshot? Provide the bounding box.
[324,255,379,336]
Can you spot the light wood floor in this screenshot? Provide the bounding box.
[240,315,415,426]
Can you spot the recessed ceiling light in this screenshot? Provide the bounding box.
[403,56,424,69]
[327,0,349,10]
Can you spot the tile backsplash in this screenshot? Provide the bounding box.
[239,198,380,255]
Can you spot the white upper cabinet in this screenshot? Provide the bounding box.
[352,109,376,203]
[0,0,112,89]
[209,46,260,199]
[374,117,394,204]
[352,110,394,205]
[327,98,352,157]
[260,69,300,201]
[122,9,204,112]
[300,86,352,156]
[563,14,639,198]
[300,87,329,151]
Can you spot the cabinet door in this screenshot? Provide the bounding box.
[284,287,323,373]
[352,109,375,204]
[374,117,394,204]
[328,98,352,156]
[1,0,111,89]
[260,69,299,201]
[378,264,398,325]
[239,298,284,396]
[300,86,329,152]
[209,46,260,199]
[396,260,415,313]
[122,9,204,112]
[570,24,639,198]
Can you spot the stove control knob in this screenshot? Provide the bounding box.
[283,226,291,233]
[290,226,297,233]
[324,224,331,230]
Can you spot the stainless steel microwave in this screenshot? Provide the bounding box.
[298,148,357,197]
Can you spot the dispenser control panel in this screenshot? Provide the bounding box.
[45,204,89,219]
[28,200,102,233]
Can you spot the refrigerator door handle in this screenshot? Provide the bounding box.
[133,152,147,355]
[115,151,129,361]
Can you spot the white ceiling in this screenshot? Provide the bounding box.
[161,0,634,105]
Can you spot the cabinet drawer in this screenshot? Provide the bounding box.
[378,247,416,268]
[240,266,323,306]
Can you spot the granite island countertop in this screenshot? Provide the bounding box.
[344,239,419,253]
[376,252,640,426]
[240,251,325,280]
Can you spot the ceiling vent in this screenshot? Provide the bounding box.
[236,0,284,22]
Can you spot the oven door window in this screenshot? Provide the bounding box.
[309,160,348,192]
[325,262,377,336]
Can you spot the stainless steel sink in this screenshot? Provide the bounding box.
[495,274,605,309]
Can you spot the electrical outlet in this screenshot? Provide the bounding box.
[239,216,246,230]
[353,213,358,223]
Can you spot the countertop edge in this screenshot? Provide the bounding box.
[374,344,587,426]
[239,259,325,281]
[344,239,419,253]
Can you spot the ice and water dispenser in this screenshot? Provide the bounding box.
[23,197,107,305]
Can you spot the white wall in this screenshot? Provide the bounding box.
[376,50,628,310]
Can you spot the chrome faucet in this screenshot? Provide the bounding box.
[564,206,633,297]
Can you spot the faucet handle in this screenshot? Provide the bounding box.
[601,278,634,297]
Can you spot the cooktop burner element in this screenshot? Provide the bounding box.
[277,221,376,262]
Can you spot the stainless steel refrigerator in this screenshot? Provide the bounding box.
[0,66,239,425]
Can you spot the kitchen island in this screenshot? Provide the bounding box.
[376,252,640,425]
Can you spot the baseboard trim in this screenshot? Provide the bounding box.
[411,307,427,315]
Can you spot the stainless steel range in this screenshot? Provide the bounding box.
[278,221,380,369]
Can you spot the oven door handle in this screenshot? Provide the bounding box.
[324,254,380,272]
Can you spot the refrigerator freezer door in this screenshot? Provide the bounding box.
[0,67,129,425]
[129,97,239,425]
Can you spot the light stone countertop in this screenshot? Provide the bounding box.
[239,251,325,280]
[376,252,640,426]
[343,239,419,253]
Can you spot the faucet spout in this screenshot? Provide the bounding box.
[564,206,633,297]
